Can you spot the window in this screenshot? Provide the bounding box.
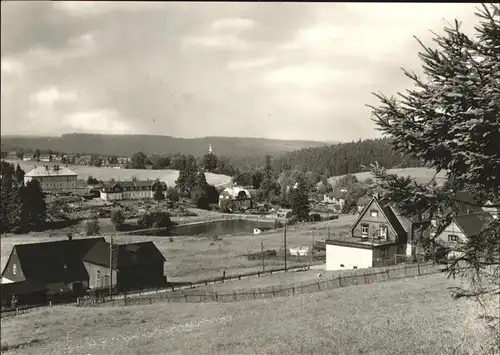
[379,225,388,239]
[380,248,387,258]
[96,269,101,285]
[370,210,378,217]
[13,264,17,275]
[361,224,369,235]
[448,234,459,243]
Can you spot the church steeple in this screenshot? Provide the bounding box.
[208,144,213,154]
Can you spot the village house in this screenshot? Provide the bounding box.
[23,153,34,161]
[39,154,51,162]
[0,237,167,300]
[6,151,18,160]
[0,238,105,292]
[100,180,167,201]
[325,196,429,271]
[434,212,493,259]
[482,199,499,219]
[24,165,78,193]
[219,186,252,212]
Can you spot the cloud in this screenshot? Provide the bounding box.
[211,18,256,31]
[64,110,135,134]
[227,57,276,71]
[1,57,24,76]
[182,35,249,51]
[54,2,152,17]
[265,64,345,87]
[30,87,78,106]
[0,3,482,141]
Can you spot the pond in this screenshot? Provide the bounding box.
[153,219,279,237]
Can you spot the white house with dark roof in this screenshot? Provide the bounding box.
[24,165,78,192]
[435,212,493,259]
[325,196,429,271]
[219,186,252,212]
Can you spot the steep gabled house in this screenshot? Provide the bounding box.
[326,197,420,271]
[435,212,493,259]
[0,238,167,300]
[82,240,167,291]
[0,238,105,293]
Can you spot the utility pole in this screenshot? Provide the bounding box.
[109,235,113,300]
[261,241,265,272]
[312,228,315,263]
[284,223,287,272]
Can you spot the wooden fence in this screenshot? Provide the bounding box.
[87,262,443,308]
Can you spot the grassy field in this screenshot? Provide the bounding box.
[1,273,492,355]
[327,167,449,186]
[4,160,231,187]
[0,215,357,282]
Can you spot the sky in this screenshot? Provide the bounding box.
[1,2,480,142]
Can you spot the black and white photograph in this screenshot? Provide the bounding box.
[1,2,499,354]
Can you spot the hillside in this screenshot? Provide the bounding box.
[273,137,423,176]
[327,167,449,187]
[0,134,328,158]
[0,274,489,354]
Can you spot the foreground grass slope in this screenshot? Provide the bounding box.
[327,167,449,187]
[1,274,489,355]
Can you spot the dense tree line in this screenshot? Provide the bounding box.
[272,137,423,177]
[129,151,237,177]
[1,161,47,233]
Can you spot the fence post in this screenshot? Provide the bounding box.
[149,296,152,305]
[339,275,342,287]
[292,286,295,296]
[233,292,237,301]
[200,295,203,303]
[386,270,391,279]
[49,301,52,308]
[16,308,19,316]
[184,295,188,303]
[253,291,256,299]
[363,273,368,284]
[417,263,421,276]
[124,294,127,306]
[215,292,218,302]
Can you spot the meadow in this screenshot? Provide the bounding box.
[4,160,231,187]
[0,273,491,355]
[0,215,357,282]
[327,167,449,186]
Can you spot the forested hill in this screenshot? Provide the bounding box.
[0,134,327,158]
[272,137,424,176]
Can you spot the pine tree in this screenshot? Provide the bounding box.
[289,174,310,221]
[367,4,500,341]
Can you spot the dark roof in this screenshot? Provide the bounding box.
[382,204,408,240]
[452,191,484,215]
[0,280,48,296]
[83,240,166,269]
[452,212,492,237]
[10,238,105,283]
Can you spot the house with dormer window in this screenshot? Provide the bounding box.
[325,196,426,271]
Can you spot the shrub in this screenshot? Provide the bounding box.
[110,208,125,231]
[137,211,172,230]
[85,217,101,236]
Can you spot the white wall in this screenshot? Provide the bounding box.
[435,221,468,247]
[326,244,373,271]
